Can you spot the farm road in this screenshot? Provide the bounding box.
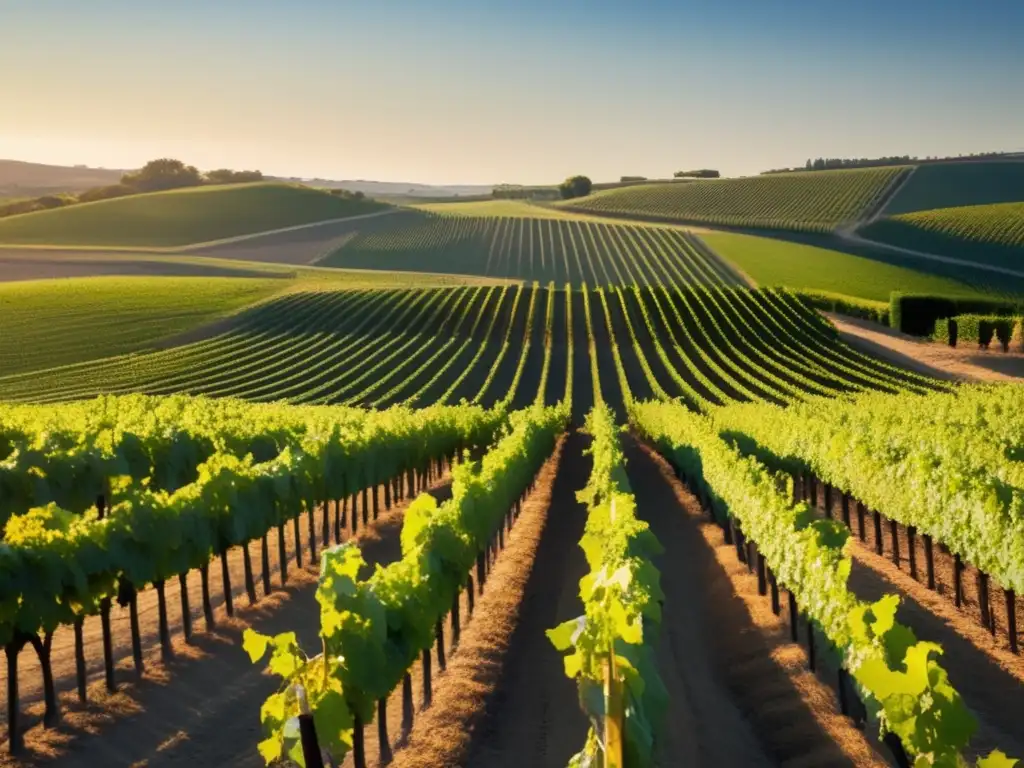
[827,312,1024,382]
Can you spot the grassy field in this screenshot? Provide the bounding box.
[0,183,388,248]
[558,166,908,233]
[0,276,282,376]
[322,208,740,285]
[861,201,1024,270]
[881,161,1024,215]
[701,230,1001,302]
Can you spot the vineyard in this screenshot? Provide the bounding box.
[879,161,1024,215]
[2,186,1024,768]
[323,209,741,285]
[0,183,386,248]
[862,202,1024,270]
[557,166,909,233]
[0,283,936,414]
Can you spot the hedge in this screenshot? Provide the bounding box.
[790,289,890,325]
[889,292,1023,336]
[935,314,1022,351]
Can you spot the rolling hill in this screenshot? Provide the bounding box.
[0,159,124,198]
[0,182,389,248]
[557,166,908,233]
[879,160,1024,215]
[861,201,1024,269]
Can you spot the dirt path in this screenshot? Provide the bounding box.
[0,474,453,767]
[825,313,1024,382]
[625,437,882,767]
[835,229,1024,279]
[461,430,591,768]
[389,438,572,768]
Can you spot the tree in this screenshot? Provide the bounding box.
[558,175,592,200]
[205,168,263,185]
[121,158,203,192]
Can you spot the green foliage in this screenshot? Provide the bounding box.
[562,166,907,233]
[120,158,203,193]
[863,202,1024,271]
[247,404,567,766]
[559,175,593,200]
[323,207,739,286]
[0,276,281,377]
[549,404,666,766]
[0,182,387,247]
[790,289,890,325]
[0,394,506,644]
[888,292,1023,336]
[881,161,1024,215]
[630,399,1018,766]
[703,231,994,303]
[711,384,1024,594]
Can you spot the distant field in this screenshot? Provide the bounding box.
[558,166,908,233]
[0,265,503,376]
[324,209,740,285]
[0,183,388,248]
[0,276,282,376]
[862,202,1024,270]
[702,231,1001,302]
[881,161,1024,215]
[412,199,585,219]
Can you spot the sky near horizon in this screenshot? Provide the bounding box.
[2,0,1022,186]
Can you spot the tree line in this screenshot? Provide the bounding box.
[0,159,265,220]
[762,150,1022,174]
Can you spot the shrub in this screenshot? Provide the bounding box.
[77,183,136,203]
[791,289,889,325]
[889,292,1023,336]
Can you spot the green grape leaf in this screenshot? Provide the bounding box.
[977,750,1019,768]
[243,629,273,663]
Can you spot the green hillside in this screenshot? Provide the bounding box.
[324,209,741,285]
[0,182,388,248]
[862,201,1024,270]
[881,161,1024,215]
[702,231,1005,302]
[557,166,907,233]
[0,276,281,376]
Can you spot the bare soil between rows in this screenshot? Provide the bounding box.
[0,472,454,767]
[388,432,888,767]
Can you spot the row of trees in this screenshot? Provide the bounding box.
[674,169,720,178]
[763,150,1021,174]
[0,159,265,220]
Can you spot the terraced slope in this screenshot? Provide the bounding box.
[880,161,1024,215]
[324,210,741,285]
[0,182,387,248]
[0,281,937,417]
[558,167,909,233]
[861,202,1024,270]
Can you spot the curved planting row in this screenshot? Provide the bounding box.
[561,166,908,233]
[326,212,739,286]
[0,283,938,418]
[630,400,1018,768]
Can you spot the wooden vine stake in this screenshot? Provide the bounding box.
[604,652,624,768]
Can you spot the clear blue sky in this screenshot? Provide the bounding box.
[2,0,1022,185]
